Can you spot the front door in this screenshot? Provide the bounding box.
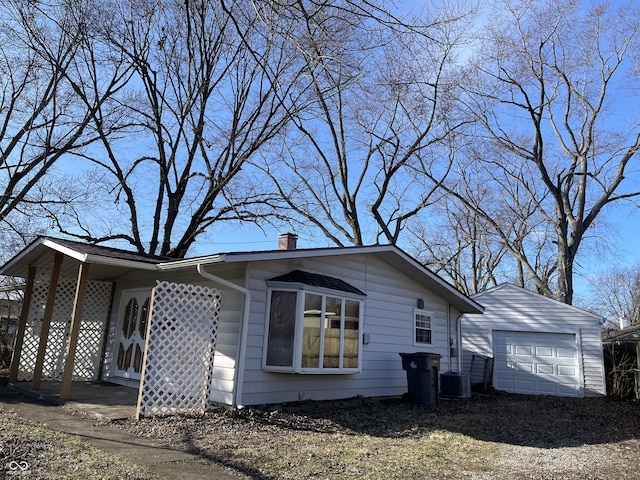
[114,289,151,381]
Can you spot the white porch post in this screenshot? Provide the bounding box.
[32,252,63,391]
[9,266,36,383]
[60,262,90,400]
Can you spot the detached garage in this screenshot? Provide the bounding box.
[462,283,606,397]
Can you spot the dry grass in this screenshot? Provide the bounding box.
[0,411,155,480]
[116,393,640,479]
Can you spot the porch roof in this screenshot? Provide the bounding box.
[0,236,170,280]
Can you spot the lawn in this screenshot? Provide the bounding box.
[2,389,640,479]
[0,411,154,480]
[117,393,640,479]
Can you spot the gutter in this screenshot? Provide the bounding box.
[159,254,226,270]
[196,264,250,409]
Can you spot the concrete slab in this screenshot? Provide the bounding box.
[9,380,137,421]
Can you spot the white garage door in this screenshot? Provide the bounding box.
[493,331,583,397]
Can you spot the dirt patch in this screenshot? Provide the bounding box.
[113,393,640,479]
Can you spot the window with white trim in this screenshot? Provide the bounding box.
[414,309,433,345]
[264,288,363,373]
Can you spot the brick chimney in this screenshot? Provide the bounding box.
[278,232,298,250]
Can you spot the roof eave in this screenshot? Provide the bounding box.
[376,248,484,314]
[155,246,396,269]
[83,254,160,271]
[0,238,48,276]
[0,237,163,278]
[166,244,483,314]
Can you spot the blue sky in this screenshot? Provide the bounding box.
[44,0,639,303]
[183,0,640,302]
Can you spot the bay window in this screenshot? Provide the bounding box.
[264,271,364,373]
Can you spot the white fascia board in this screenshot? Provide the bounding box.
[41,239,159,271]
[219,245,398,263]
[40,239,156,270]
[83,254,160,271]
[41,238,88,262]
[0,238,73,276]
[0,247,37,276]
[156,246,394,270]
[155,244,483,313]
[390,248,484,314]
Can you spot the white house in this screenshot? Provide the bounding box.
[462,283,606,397]
[1,235,483,416]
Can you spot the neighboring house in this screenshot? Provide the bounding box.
[1,235,483,417]
[461,283,606,398]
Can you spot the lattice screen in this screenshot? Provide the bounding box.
[18,272,52,381]
[137,281,221,418]
[72,281,114,378]
[17,272,113,382]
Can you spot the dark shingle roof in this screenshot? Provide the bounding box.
[603,325,640,343]
[42,236,172,264]
[268,270,365,296]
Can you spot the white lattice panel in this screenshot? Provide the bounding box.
[17,271,112,382]
[41,278,76,379]
[72,280,113,379]
[137,281,221,418]
[18,272,51,381]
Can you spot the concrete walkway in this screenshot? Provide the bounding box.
[9,380,138,421]
[0,387,246,480]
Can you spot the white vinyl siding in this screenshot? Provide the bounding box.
[461,284,606,397]
[239,254,456,406]
[102,264,247,405]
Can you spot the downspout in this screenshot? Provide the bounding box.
[457,315,463,373]
[447,305,453,372]
[447,305,462,373]
[197,264,251,408]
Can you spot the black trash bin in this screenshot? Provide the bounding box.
[399,352,441,405]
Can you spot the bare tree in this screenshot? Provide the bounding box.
[255,1,476,246]
[0,0,132,239]
[452,0,640,304]
[409,196,508,296]
[587,262,640,328]
[54,0,305,257]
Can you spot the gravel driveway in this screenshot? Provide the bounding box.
[114,392,640,479]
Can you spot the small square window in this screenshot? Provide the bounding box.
[415,310,433,345]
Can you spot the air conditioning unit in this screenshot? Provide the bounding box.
[440,372,471,398]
